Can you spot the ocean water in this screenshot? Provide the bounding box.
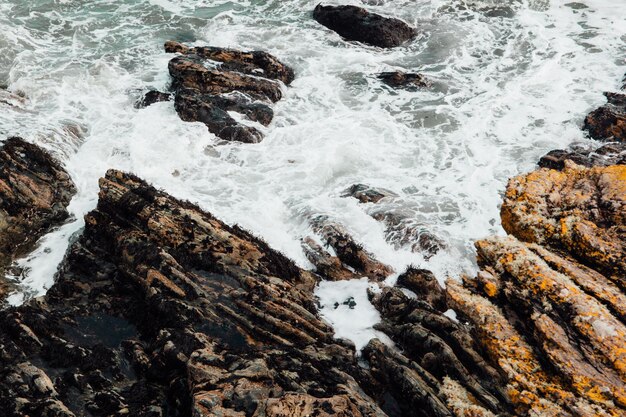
[1,0,624,349]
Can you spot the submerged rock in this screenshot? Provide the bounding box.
[154,41,293,143]
[0,137,75,302]
[341,184,445,259]
[313,4,416,48]
[377,71,430,89]
[341,183,397,204]
[583,91,626,142]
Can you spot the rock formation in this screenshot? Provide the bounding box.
[342,184,397,204]
[0,169,395,417]
[583,91,626,142]
[313,4,416,48]
[367,162,626,417]
[0,137,76,302]
[138,41,294,143]
[1,161,624,417]
[377,71,430,89]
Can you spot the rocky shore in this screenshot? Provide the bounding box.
[0,138,623,416]
[0,16,625,417]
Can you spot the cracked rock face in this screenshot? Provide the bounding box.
[313,5,416,48]
[501,162,625,278]
[0,137,76,302]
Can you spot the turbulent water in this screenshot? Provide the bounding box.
[1,0,624,348]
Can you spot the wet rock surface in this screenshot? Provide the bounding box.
[0,161,624,416]
[342,185,445,259]
[0,137,76,302]
[0,170,394,417]
[342,184,397,204]
[583,92,626,142]
[538,142,626,170]
[144,41,293,143]
[306,215,394,282]
[377,71,430,89]
[136,90,172,108]
[313,4,416,48]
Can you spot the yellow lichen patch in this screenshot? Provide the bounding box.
[529,244,626,321]
[445,279,569,414]
[532,312,625,408]
[440,377,497,417]
[476,236,626,380]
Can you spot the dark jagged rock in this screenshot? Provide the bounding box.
[0,137,76,302]
[0,170,395,417]
[583,92,626,142]
[377,71,430,89]
[158,41,293,143]
[313,4,416,48]
[308,215,394,281]
[396,267,446,312]
[136,90,172,108]
[341,184,397,204]
[164,41,295,85]
[301,237,361,281]
[174,89,263,143]
[538,142,626,170]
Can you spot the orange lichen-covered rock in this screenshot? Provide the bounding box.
[501,162,626,281]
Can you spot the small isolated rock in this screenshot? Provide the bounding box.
[538,142,626,170]
[313,4,416,48]
[378,71,430,89]
[341,183,397,203]
[583,92,626,142]
[136,90,172,108]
